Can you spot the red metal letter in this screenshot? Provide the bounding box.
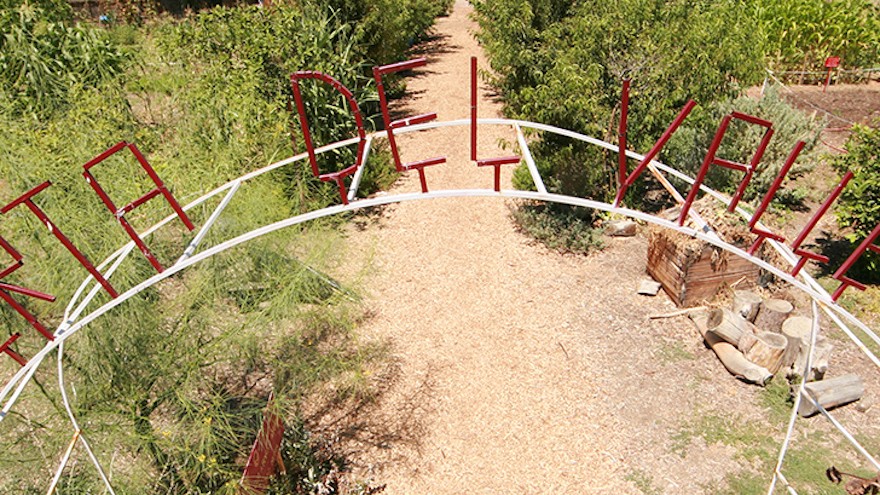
[471,56,478,162]
[678,112,774,225]
[746,141,805,255]
[618,79,631,188]
[241,394,285,494]
[0,333,27,366]
[614,100,697,207]
[1,181,118,298]
[831,221,880,301]
[82,142,195,273]
[290,71,367,205]
[0,236,56,342]
[788,171,853,277]
[373,58,446,193]
[471,57,519,190]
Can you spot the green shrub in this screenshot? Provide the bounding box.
[834,125,880,240]
[475,0,764,205]
[664,88,823,208]
[319,0,453,66]
[510,202,604,254]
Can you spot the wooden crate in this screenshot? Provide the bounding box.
[647,227,761,307]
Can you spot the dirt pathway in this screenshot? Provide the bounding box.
[328,2,758,493]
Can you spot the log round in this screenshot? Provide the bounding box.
[733,290,762,322]
[690,312,772,386]
[811,339,833,381]
[707,308,756,348]
[783,316,833,381]
[744,331,789,374]
[781,316,812,373]
[782,316,812,341]
[754,298,794,332]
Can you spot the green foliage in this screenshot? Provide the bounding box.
[475,0,764,204]
[510,202,604,254]
[672,410,869,495]
[829,125,880,278]
[760,375,795,425]
[318,0,453,66]
[671,412,778,461]
[0,0,125,117]
[625,469,662,495]
[834,125,880,241]
[755,0,880,72]
[664,88,823,207]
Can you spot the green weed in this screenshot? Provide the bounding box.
[626,469,663,495]
[656,340,696,364]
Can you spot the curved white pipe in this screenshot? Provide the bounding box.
[2,118,876,494]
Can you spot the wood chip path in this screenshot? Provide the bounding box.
[329,2,760,493]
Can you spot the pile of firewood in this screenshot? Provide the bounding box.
[688,290,864,416]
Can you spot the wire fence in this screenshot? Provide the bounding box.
[768,67,880,86]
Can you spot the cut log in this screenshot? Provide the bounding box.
[690,312,772,386]
[733,290,762,322]
[706,308,757,348]
[754,298,794,332]
[783,316,833,381]
[744,332,789,374]
[777,323,801,372]
[812,339,833,381]
[793,338,833,381]
[798,374,864,417]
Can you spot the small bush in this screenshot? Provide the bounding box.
[833,125,880,241]
[830,125,880,278]
[510,202,604,254]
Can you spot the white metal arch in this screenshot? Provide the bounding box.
[1,118,877,494]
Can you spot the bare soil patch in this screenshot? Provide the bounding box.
[777,80,880,151]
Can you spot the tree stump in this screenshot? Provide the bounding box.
[754,298,794,332]
[798,374,864,417]
[733,290,762,322]
[744,332,789,374]
[783,316,834,381]
[690,311,772,386]
[707,308,757,348]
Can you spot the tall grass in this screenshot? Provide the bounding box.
[0,0,448,491]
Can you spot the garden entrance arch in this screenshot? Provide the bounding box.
[1,67,878,493]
